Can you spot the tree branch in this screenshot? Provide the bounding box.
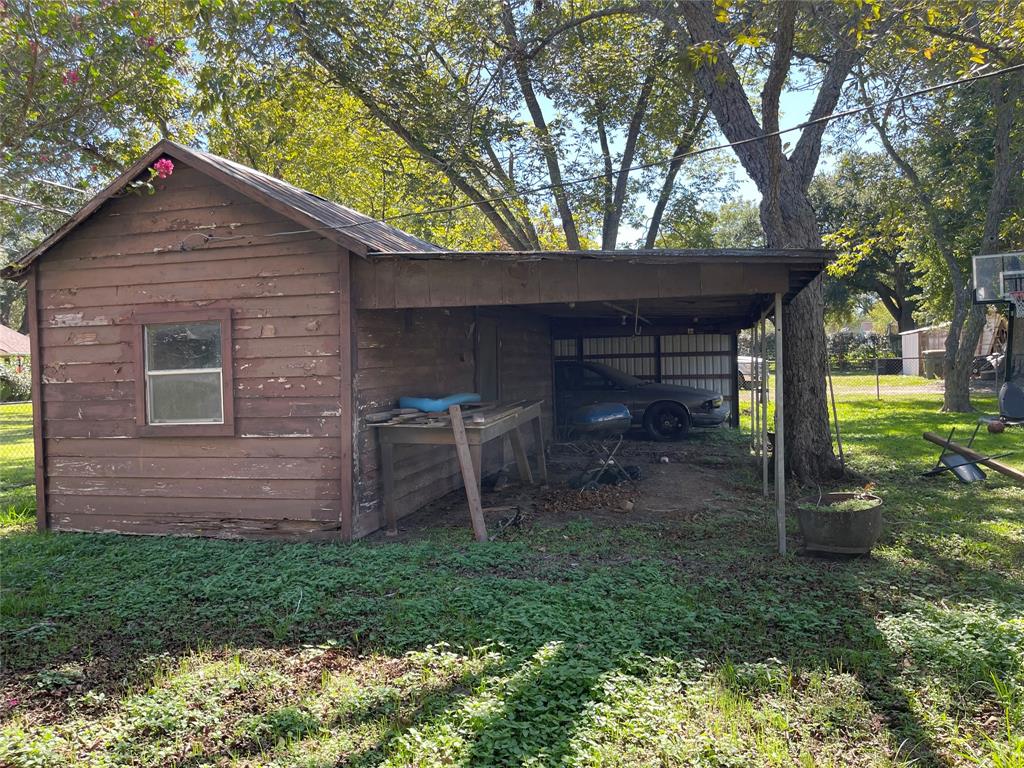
[500,0,581,248]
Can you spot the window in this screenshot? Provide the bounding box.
[580,366,615,390]
[134,310,234,436]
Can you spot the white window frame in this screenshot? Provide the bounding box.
[144,323,226,426]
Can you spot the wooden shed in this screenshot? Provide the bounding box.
[3,140,828,541]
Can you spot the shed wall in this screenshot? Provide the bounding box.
[33,164,347,539]
[352,307,551,538]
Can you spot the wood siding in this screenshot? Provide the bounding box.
[353,256,791,310]
[352,307,552,538]
[33,162,347,540]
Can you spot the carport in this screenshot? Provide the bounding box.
[351,248,828,551]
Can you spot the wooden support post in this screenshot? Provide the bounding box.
[508,427,534,484]
[750,321,757,450]
[760,314,769,499]
[450,405,489,542]
[774,293,786,556]
[381,440,397,536]
[26,268,46,532]
[532,414,548,483]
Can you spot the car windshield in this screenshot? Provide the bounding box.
[585,362,644,387]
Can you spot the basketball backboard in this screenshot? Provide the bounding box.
[974,252,1024,304]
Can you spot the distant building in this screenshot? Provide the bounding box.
[0,323,30,368]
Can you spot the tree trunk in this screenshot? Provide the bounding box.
[761,179,844,482]
[897,305,917,334]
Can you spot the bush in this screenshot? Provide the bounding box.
[0,360,31,402]
[827,332,897,371]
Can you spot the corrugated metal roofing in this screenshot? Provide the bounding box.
[1,139,440,278]
[185,144,442,254]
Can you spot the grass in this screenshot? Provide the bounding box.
[1,395,1022,767]
[0,402,35,522]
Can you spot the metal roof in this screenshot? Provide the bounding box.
[373,248,829,263]
[1,140,440,278]
[0,323,30,356]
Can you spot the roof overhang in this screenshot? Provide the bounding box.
[355,248,829,330]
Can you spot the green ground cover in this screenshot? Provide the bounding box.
[1,396,1022,767]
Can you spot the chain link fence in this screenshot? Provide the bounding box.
[1,398,35,517]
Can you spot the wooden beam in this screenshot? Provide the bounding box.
[774,293,786,555]
[27,267,47,532]
[923,431,1024,484]
[449,405,488,542]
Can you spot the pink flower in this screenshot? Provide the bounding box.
[62,69,79,85]
[4,698,19,709]
[152,158,174,179]
[144,35,157,47]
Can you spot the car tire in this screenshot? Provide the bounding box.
[643,402,690,441]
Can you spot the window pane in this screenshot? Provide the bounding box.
[146,322,222,371]
[148,372,223,423]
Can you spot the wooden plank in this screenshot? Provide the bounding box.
[923,431,1024,483]
[40,273,339,310]
[52,513,342,539]
[40,295,340,328]
[44,415,342,439]
[42,381,134,401]
[235,356,341,379]
[381,440,396,535]
[235,337,341,359]
[393,260,432,308]
[50,476,341,500]
[235,376,341,398]
[500,262,543,304]
[40,377,340,401]
[43,220,327,264]
[532,414,548,483]
[231,315,340,340]
[27,268,47,531]
[44,235,331,272]
[449,405,488,542]
[46,436,339,459]
[47,456,341,480]
[46,395,342,423]
[508,427,533,484]
[48,494,338,520]
[38,250,342,291]
[41,342,131,365]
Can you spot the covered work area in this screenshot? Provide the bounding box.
[351,248,827,551]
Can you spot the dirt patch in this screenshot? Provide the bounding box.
[370,432,758,542]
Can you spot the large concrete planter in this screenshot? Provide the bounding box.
[796,492,883,555]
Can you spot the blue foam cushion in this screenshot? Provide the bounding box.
[399,393,482,413]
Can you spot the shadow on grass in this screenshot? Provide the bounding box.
[2,520,971,766]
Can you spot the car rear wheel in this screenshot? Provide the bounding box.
[643,402,690,441]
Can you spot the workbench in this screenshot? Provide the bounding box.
[373,399,547,540]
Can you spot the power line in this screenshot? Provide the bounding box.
[0,193,72,215]
[182,60,1024,249]
[30,177,93,196]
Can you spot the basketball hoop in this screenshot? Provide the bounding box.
[1010,290,1024,317]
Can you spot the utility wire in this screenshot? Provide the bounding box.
[29,177,93,196]
[0,193,72,215]
[183,60,1024,248]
